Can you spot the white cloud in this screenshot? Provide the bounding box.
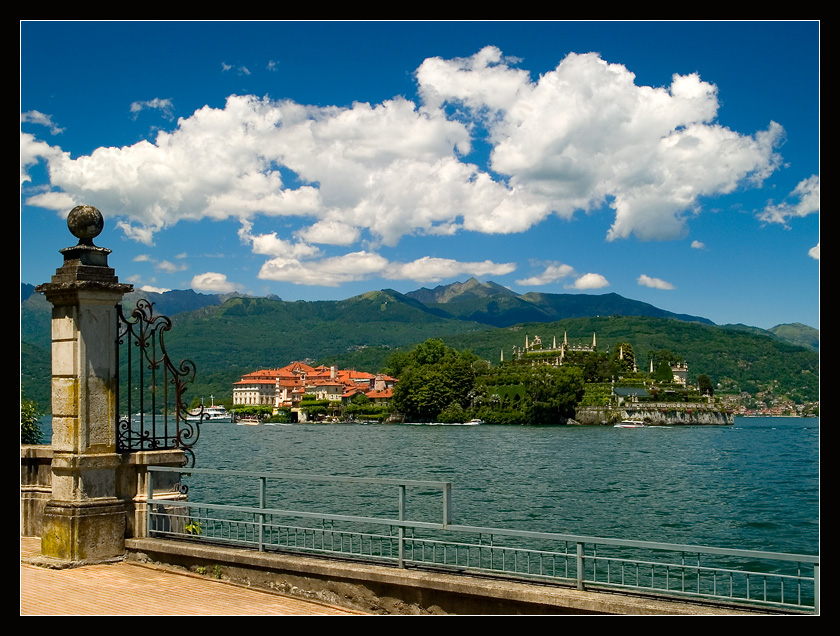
[20,132,66,185]
[809,243,819,260]
[238,220,322,259]
[191,271,244,293]
[155,260,188,274]
[258,251,390,286]
[21,111,64,135]
[515,262,575,286]
[638,274,675,290]
[758,175,820,226]
[21,47,787,260]
[418,48,783,242]
[571,273,609,289]
[140,284,171,293]
[130,98,175,120]
[691,240,706,249]
[385,256,516,283]
[296,220,361,246]
[257,252,515,287]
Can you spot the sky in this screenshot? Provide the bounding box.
[20,21,820,330]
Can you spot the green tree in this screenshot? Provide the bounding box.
[389,339,480,422]
[698,374,714,396]
[523,365,586,425]
[611,342,636,375]
[21,392,42,445]
[655,361,674,383]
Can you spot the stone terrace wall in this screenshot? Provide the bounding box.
[575,404,734,426]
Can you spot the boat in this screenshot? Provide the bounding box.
[186,396,232,423]
[614,419,646,428]
[236,416,260,426]
[466,418,483,425]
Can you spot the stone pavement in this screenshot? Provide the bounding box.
[20,538,365,616]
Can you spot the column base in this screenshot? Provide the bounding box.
[39,498,126,566]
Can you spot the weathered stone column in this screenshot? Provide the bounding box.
[35,206,134,564]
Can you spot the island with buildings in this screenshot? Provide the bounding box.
[229,332,736,426]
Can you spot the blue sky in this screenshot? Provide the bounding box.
[21,21,819,330]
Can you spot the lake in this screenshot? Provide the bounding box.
[181,415,819,557]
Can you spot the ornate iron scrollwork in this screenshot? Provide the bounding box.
[116,299,200,466]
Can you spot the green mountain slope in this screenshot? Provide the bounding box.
[20,283,819,410]
[406,278,714,327]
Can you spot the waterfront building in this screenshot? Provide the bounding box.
[232,361,397,413]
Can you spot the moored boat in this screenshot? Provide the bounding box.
[614,419,646,428]
[187,396,232,423]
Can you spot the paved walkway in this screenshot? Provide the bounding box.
[20,538,365,616]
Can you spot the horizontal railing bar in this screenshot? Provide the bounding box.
[441,524,818,564]
[588,554,812,582]
[148,498,448,531]
[150,497,817,567]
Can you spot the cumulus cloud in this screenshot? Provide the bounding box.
[691,240,706,249]
[20,132,66,185]
[417,47,783,242]
[191,271,244,293]
[385,256,516,282]
[516,262,576,286]
[258,252,515,287]
[638,274,675,290]
[21,47,789,286]
[758,175,820,226]
[140,284,171,293]
[571,273,609,290]
[809,243,819,260]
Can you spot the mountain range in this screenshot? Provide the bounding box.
[20,279,819,410]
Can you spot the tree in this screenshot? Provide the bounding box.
[698,374,714,396]
[21,392,42,445]
[389,339,480,422]
[655,361,674,383]
[523,366,585,425]
[611,342,636,375]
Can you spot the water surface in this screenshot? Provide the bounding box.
[187,416,819,556]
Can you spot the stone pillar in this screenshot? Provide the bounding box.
[35,206,134,564]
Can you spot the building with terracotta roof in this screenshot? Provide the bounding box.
[232,361,397,418]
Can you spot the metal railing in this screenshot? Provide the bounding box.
[146,467,818,613]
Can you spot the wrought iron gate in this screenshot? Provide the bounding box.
[116,299,200,466]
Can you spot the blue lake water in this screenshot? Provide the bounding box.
[35,415,819,556]
[182,416,819,557]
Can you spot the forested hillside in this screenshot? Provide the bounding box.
[20,284,819,412]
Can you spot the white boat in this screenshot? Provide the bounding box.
[186,396,232,423]
[614,419,646,428]
[236,416,260,426]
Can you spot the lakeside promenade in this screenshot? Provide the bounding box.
[20,538,364,616]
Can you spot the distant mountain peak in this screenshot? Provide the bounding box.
[406,278,517,304]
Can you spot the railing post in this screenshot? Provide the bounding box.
[442,482,452,527]
[576,541,586,590]
[398,484,406,568]
[259,476,266,552]
[146,468,153,537]
[814,563,819,614]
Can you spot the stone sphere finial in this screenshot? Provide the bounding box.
[67,205,104,244]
